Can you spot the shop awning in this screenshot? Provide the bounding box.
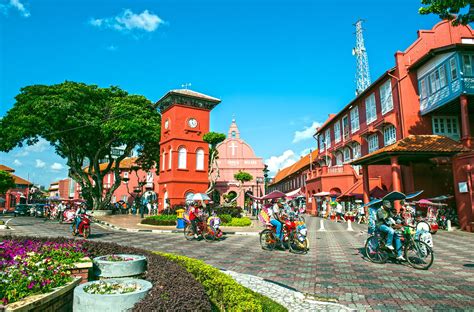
[261,191,286,200]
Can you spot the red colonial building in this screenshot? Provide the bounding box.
[0,164,32,211]
[309,21,474,231]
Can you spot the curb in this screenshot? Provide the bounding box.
[94,220,259,236]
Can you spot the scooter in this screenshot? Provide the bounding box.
[72,214,91,239]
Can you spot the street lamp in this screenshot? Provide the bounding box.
[263,165,269,195]
[256,177,264,197]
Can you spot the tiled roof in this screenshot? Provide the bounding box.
[12,174,32,185]
[270,150,318,185]
[352,135,469,165]
[0,164,14,172]
[168,89,221,102]
[84,157,139,173]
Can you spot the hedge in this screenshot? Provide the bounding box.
[214,206,243,218]
[158,252,287,312]
[223,217,252,227]
[1,235,211,311]
[141,214,177,226]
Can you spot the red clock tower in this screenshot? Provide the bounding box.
[156,89,221,211]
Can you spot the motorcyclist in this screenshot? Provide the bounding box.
[269,200,285,247]
[73,204,87,234]
[376,200,405,261]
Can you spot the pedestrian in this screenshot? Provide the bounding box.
[146,202,152,215]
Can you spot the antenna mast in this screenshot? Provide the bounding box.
[352,19,371,95]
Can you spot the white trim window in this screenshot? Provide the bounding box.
[178,147,187,169]
[334,121,341,143]
[365,93,377,124]
[380,80,394,114]
[162,151,166,171]
[336,152,343,166]
[342,115,349,140]
[196,149,205,170]
[432,116,460,140]
[325,129,331,148]
[463,54,474,76]
[450,57,458,80]
[368,134,379,153]
[420,77,428,100]
[350,106,359,133]
[318,134,325,152]
[383,124,397,146]
[168,148,173,169]
[352,142,361,159]
[343,147,351,163]
[429,65,447,93]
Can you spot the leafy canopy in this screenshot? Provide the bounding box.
[0,170,16,195]
[234,171,253,183]
[0,81,161,209]
[419,0,474,25]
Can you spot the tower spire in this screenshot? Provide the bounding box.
[352,19,371,95]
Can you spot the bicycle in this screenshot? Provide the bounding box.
[183,219,217,242]
[259,217,308,254]
[365,225,434,270]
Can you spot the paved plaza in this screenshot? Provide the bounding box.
[1,216,473,311]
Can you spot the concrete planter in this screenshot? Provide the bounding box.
[67,257,93,285]
[93,254,147,279]
[91,210,113,217]
[0,278,81,312]
[73,279,152,312]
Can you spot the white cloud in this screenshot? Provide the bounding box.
[13,159,22,167]
[50,162,64,171]
[89,9,165,33]
[35,159,46,168]
[292,121,321,143]
[2,0,30,17]
[265,150,297,175]
[106,45,118,51]
[15,138,49,157]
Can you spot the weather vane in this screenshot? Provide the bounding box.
[181,83,192,90]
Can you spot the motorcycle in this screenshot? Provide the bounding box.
[72,214,92,239]
[60,208,76,224]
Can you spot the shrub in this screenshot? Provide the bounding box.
[158,252,287,312]
[214,206,243,218]
[0,235,212,311]
[218,214,232,224]
[224,217,252,227]
[141,214,177,226]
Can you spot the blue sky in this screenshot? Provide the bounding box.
[0,0,441,186]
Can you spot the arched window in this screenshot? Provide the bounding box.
[352,142,361,159]
[384,124,397,146]
[196,149,204,170]
[168,148,173,169]
[162,151,166,171]
[178,147,187,169]
[343,147,351,163]
[336,152,343,166]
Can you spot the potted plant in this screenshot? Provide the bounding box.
[93,254,147,279]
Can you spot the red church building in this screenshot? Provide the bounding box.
[308,21,474,231]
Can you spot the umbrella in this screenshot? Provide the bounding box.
[261,191,286,200]
[192,193,211,201]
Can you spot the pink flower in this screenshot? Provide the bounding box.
[27,281,36,289]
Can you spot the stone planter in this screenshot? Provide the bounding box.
[93,254,147,279]
[91,210,113,217]
[0,278,81,312]
[73,279,152,312]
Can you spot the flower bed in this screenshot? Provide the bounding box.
[100,254,135,262]
[0,239,88,305]
[84,280,141,295]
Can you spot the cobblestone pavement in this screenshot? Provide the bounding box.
[2,216,474,311]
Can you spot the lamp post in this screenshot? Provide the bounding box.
[256,177,264,197]
[263,165,269,195]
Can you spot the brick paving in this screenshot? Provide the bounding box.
[1,216,474,311]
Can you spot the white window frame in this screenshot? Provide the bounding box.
[463,54,473,76]
[335,152,343,166]
[420,78,428,100]
[365,93,377,125]
[342,115,349,141]
[432,116,460,140]
[318,134,325,152]
[196,149,205,170]
[429,65,447,94]
[343,147,351,163]
[178,147,187,169]
[350,106,359,133]
[168,148,173,169]
[380,80,394,115]
[162,151,166,171]
[383,124,397,146]
[450,57,458,81]
[325,129,331,148]
[352,142,361,159]
[368,134,379,153]
[334,121,341,143]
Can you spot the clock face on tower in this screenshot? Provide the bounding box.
[188,118,198,128]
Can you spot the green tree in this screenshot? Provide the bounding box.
[0,170,15,195]
[419,0,474,25]
[232,171,254,204]
[203,132,226,194]
[0,81,161,210]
